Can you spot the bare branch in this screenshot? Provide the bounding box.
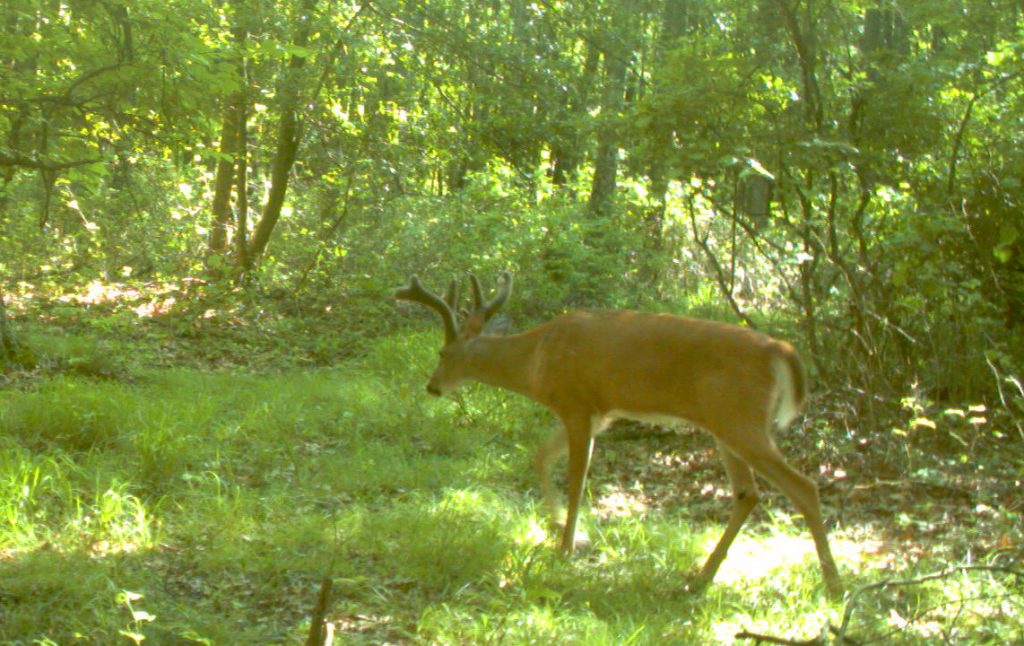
[0,152,102,171]
[835,565,1024,644]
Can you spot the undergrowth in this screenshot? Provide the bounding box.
[0,324,1021,644]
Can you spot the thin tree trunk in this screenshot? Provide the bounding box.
[775,0,823,131]
[586,49,628,220]
[641,0,691,285]
[234,83,250,271]
[207,102,240,254]
[551,44,599,192]
[209,3,249,261]
[0,282,16,360]
[248,0,315,263]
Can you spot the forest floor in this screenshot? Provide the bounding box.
[1,280,1021,645]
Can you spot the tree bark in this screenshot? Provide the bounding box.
[641,0,692,284]
[248,0,316,263]
[0,282,16,360]
[207,101,241,254]
[551,44,600,192]
[234,79,251,271]
[208,4,250,262]
[586,49,628,220]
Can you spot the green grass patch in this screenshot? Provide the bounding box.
[1,331,1020,644]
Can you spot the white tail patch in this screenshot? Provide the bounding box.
[772,355,798,430]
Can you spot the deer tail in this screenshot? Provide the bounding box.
[772,343,807,430]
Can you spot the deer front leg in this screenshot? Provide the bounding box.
[534,424,567,531]
[559,414,596,554]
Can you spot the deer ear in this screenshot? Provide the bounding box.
[485,316,512,336]
[461,312,486,337]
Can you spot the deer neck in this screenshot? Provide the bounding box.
[464,333,538,398]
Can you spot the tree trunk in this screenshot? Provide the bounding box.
[207,101,240,254]
[586,49,628,220]
[774,0,823,131]
[234,80,251,271]
[247,0,315,263]
[209,3,249,263]
[551,44,600,192]
[0,282,16,361]
[641,0,692,285]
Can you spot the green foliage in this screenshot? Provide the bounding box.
[2,0,1021,419]
[8,330,127,379]
[2,1,1024,641]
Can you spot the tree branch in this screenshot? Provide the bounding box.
[0,152,102,171]
[835,565,1024,644]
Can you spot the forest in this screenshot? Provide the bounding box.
[1,0,1022,643]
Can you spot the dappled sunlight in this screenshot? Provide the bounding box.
[63,280,143,306]
[65,487,155,558]
[595,483,650,520]
[12,278,205,320]
[709,606,836,646]
[131,295,178,318]
[514,516,549,548]
[711,533,816,586]
[1,485,155,560]
[711,529,883,588]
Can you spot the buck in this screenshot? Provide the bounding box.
[395,272,843,599]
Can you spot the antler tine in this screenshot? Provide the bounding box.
[443,277,460,312]
[469,271,513,321]
[486,271,513,318]
[469,275,484,311]
[394,275,459,344]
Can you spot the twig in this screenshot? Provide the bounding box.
[985,353,1024,441]
[834,565,1024,644]
[686,191,757,329]
[735,625,864,646]
[735,629,822,645]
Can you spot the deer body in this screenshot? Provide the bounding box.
[396,274,843,600]
[439,310,793,426]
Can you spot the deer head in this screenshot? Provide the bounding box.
[394,272,512,396]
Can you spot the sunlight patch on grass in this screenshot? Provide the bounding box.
[342,488,516,591]
[595,483,649,521]
[711,532,818,586]
[70,484,154,557]
[419,603,630,645]
[514,515,550,548]
[706,522,887,606]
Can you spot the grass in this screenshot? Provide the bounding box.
[1,329,1022,644]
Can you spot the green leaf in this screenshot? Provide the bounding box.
[994,224,1019,263]
[986,50,1006,66]
[283,44,316,59]
[119,630,146,644]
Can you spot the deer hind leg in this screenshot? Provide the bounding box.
[725,433,844,600]
[693,441,760,590]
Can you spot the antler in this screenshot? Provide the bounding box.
[394,275,459,344]
[469,271,513,322]
[443,277,460,313]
